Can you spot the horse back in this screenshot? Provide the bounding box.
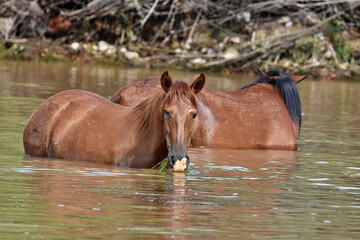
[23,90,120,159]
[110,76,160,105]
[197,84,298,150]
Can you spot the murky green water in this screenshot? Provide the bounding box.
[0,61,359,239]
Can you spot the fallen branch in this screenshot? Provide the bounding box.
[196,1,360,71]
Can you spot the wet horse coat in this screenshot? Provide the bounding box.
[23,71,206,169]
[110,70,306,151]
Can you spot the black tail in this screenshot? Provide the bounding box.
[240,69,302,128]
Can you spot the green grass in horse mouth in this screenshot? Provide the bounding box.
[151,158,168,171]
[151,158,189,172]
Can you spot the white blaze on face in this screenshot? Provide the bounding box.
[173,157,187,172]
[176,109,194,145]
[177,118,185,144]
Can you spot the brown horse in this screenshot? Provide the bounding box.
[110,69,307,151]
[23,71,206,170]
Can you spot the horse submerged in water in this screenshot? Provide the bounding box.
[110,69,307,151]
[23,71,206,171]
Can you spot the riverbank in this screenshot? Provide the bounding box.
[2,35,359,80]
[1,1,360,80]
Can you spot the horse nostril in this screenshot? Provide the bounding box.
[170,156,177,165]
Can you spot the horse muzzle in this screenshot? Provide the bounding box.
[168,155,190,172]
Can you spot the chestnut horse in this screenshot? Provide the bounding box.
[23,71,206,169]
[110,69,307,151]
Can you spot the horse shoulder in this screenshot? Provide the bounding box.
[240,84,298,148]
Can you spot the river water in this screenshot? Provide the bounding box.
[0,61,359,239]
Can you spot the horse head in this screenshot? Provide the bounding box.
[160,71,206,171]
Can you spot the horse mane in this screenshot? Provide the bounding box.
[164,81,198,108]
[128,81,197,136]
[240,70,302,128]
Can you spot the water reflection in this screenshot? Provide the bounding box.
[20,148,299,238]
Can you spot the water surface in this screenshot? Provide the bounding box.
[0,61,359,239]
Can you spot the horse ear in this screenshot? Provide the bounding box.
[256,68,270,79]
[190,73,206,94]
[292,75,308,84]
[160,71,173,92]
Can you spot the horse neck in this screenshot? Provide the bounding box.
[127,90,167,153]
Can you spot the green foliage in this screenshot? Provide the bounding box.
[330,32,350,62]
[151,158,168,171]
[37,52,69,62]
[0,44,29,60]
[296,34,316,52]
[335,42,350,62]
[217,32,227,42]
[81,0,89,8]
[81,20,91,32]
[333,18,344,27]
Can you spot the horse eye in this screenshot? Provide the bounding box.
[165,111,171,119]
[192,113,197,119]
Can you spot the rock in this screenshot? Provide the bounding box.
[201,47,208,53]
[230,36,241,44]
[119,47,127,53]
[124,51,140,60]
[278,16,291,24]
[278,16,292,28]
[184,43,191,50]
[98,41,110,52]
[324,50,332,59]
[280,59,292,68]
[175,48,182,54]
[317,32,324,41]
[238,12,251,23]
[304,12,320,25]
[190,58,206,65]
[105,47,117,57]
[92,45,98,52]
[339,63,348,70]
[171,42,180,49]
[129,58,145,67]
[285,21,293,28]
[206,48,215,55]
[70,42,80,51]
[224,47,240,59]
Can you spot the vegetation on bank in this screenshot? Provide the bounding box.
[1,0,360,79]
